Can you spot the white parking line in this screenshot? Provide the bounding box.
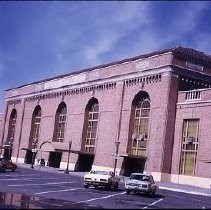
[0,174,45,177]
[34,187,84,195]
[9,181,76,187]
[1,177,58,181]
[76,191,126,204]
[142,198,163,209]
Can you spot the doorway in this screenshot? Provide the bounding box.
[74,154,94,172]
[24,150,33,164]
[3,148,11,160]
[120,157,146,177]
[47,151,62,168]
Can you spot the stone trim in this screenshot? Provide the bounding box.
[124,74,162,87]
[7,99,22,106]
[24,82,116,102]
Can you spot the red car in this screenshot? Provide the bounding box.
[0,158,17,172]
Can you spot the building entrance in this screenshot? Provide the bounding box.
[47,151,62,168]
[120,156,146,177]
[74,154,94,172]
[24,150,33,164]
[3,148,11,160]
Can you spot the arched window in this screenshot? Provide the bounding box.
[7,109,17,145]
[130,93,150,157]
[53,102,67,142]
[30,106,41,148]
[83,98,99,153]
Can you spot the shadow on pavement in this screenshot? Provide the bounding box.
[0,191,103,209]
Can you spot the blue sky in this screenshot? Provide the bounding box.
[0,1,211,112]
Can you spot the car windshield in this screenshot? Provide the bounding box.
[130,174,150,181]
[90,170,109,175]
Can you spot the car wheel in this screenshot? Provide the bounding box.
[126,189,130,194]
[151,191,155,197]
[106,183,112,190]
[145,191,150,197]
[84,184,89,189]
[113,183,118,190]
[0,168,5,173]
[146,190,155,197]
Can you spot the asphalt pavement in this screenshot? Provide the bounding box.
[16,163,211,198]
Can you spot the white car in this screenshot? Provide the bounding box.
[125,173,158,196]
[84,170,119,190]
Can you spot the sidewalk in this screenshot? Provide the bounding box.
[17,163,211,197]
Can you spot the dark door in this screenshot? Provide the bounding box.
[74,154,94,172]
[48,151,62,168]
[24,151,33,164]
[120,157,146,177]
[3,148,11,160]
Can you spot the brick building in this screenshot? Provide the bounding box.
[0,46,211,188]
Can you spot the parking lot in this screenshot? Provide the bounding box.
[0,167,211,209]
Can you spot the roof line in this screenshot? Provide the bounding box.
[6,46,211,91]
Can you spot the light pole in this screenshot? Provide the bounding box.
[113,140,120,176]
[64,140,72,174]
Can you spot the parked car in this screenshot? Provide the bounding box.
[84,170,119,190]
[0,158,17,172]
[125,173,158,196]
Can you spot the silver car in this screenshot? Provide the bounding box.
[125,173,158,196]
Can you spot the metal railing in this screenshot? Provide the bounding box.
[185,90,201,100]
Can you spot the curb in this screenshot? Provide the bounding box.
[159,186,211,197]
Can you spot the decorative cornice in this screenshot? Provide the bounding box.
[124,74,162,87]
[7,73,163,103]
[7,99,21,106]
[25,82,117,102]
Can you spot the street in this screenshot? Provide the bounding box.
[0,167,210,209]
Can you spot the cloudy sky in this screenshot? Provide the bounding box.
[0,1,211,112]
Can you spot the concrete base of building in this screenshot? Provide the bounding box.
[59,161,75,171]
[171,174,211,189]
[152,171,211,189]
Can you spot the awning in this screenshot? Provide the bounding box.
[0,145,12,149]
[20,147,94,156]
[67,149,95,156]
[21,148,32,151]
[120,154,147,159]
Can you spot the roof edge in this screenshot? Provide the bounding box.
[6,46,211,91]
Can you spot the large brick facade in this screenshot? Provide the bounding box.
[0,46,211,188]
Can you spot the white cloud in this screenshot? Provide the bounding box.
[83,30,122,65]
[83,2,152,65]
[124,1,210,57]
[0,50,4,79]
[192,33,211,54]
[166,2,208,42]
[112,1,151,26]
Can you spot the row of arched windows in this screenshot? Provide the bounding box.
[6,92,151,156]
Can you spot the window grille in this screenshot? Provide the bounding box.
[180,119,199,175]
[53,103,67,142]
[7,109,17,144]
[85,103,99,153]
[30,107,41,148]
[131,98,150,157]
[185,91,201,100]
